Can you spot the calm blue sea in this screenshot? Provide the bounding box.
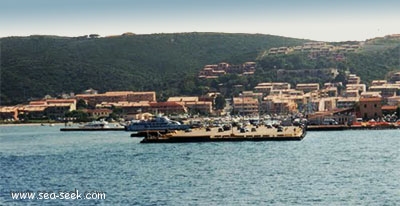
[0,125,399,205]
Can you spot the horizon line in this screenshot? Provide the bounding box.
[1,31,398,42]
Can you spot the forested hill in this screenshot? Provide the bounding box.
[1,33,306,105]
[2,33,399,106]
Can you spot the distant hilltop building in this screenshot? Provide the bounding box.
[83,88,98,95]
[263,41,361,60]
[198,62,256,79]
[268,47,291,55]
[386,34,400,38]
[366,34,400,42]
[390,71,400,83]
[89,34,100,38]
[346,73,361,84]
[277,68,339,82]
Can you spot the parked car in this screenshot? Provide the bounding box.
[240,127,250,133]
[223,124,231,131]
[322,119,338,125]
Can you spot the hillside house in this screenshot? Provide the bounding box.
[359,97,382,120]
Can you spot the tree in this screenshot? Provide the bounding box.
[17,113,28,122]
[109,106,123,121]
[214,95,226,110]
[76,99,88,109]
[65,110,91,122]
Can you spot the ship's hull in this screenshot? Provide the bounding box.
[140,135,304,143]
[139,125,306,143]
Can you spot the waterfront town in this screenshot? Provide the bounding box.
[1,70,400,125]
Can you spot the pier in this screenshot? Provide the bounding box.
[139,125,306,143]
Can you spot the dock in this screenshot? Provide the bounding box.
[307,124,400,131]
[139,125,306,143]
[307,125,348,131]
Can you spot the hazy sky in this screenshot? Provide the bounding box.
[1,0,399,41]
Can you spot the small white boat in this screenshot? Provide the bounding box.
[80,120,109,129]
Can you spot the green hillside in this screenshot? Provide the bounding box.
[1,33,306,105]
[1,33,399,106]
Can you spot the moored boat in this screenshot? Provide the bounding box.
[125,115,190,132]
[80,120,110,129]
[60,120,126,131]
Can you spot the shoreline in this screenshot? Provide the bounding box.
[0,123,65,127]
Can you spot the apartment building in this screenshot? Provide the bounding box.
[76,91,156,106]
[307,109,355,125]
[254,82,291,95]
[45,103,76,120]
[241,91,263,99]
[185,101,213,114]
[85,109,113,119]
[167,96,213,114]
[262,97,297,114]
[371,80,387,86]
[337,97,359,109]
[390,72,400,82]
[96,101,151,116]
[316,97,337,112]
[347,74,361,84]
[17,99,77,120]
[198,62,257,78]
[149,102,187,115]
[387,95,400,106]
[18,105,47,119]
[369,84,400,98]
[346,84,366,93]
[296,83,320,93]
[343,89,360,98]
[269,89,304,97]
[0,106,19,121]
[127,92,156,102]
[360,91,381,98]
[233,97,259,116]
[167,96,198,103]
[320,87,338,97]
[75,92,129,106]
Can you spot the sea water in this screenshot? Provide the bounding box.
[0,125,399,205]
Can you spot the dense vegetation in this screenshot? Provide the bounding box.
[1,33,306,105]
[1,33,399,106]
